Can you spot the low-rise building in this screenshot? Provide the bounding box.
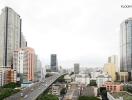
[64,75,72,83]
[102,82,123,92]
[119,72,128,82]
[68,82,78,90]
[107,91,132,100]
[0,67,16,86]
[96,74,112,87]
[75,74,90,85]
[52,83,66,96]
[91,71,101,78]
[52,84,61,96]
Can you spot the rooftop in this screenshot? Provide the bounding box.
[96,74,111,78]
[110,91,132,100]
[104,81,122,85]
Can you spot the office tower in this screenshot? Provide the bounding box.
[34,55,38,81]
[120,18,132,80]
[108,55,118,65]
[108,55,118,72]
[104,63,116,81]
[50,54,58,72]
[36,59,42,81]
[20,33,27,48]
[34,55,42,81]
[13,47,35,83]
[74,63,79,74]
[0,7,26,67]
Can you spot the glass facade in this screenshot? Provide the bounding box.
[120,18,132,72]
[51,54,58,72]
[0,7,25,67]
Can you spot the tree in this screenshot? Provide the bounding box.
[97,88,100,96]
[70,72,74,75]
[123,85,132,93]
[101,90,107,97]
[2,82,20,89]
[0,88,20,99]
[37,94,59,100]
[57,75,65,83]
[60,88,66,95]
[45,73,52,78]
[89,80,97,86]
[46,69,51,72]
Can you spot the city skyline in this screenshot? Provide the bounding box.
[0,0,132,68]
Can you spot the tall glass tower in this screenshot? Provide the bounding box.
[120,18,132,80]
[50,54,58,72]
[0,7,26,67]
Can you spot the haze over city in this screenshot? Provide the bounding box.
[0,0,132,68]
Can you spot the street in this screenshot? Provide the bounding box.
[5,73,64,100]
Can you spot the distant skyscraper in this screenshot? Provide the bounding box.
[50,54,58,72]
[74,63,79,74]
[34,55,42,81]
[0,7,26,67]
[120,18,132,80]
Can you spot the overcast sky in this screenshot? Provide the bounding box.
[0,0,132,68]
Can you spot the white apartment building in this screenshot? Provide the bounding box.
[13,47,35,83]
[91,71,101,79]
[75,74,90,85]
[96,74,112,87]
[64,75,72,83]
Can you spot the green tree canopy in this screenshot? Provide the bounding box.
[60,88,66,95]
[70,72,74,75]
[57,75,65,83]
[89,80,97,86]
[45,73,53,78]
[2,82,20,89]
[37,94,59,100]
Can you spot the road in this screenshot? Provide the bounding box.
[5,73,64,100]
[63,89,79,100]
[81,86,94,96]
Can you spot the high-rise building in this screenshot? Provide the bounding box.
[74,63,79,74]
[20,33,27,48]
[108,55,118,65]
[0,7,26,67]
[36,59,42,81]
[34,55,42,81]
[108,55,118,72]
[50,54,58,72]
[104,63,116,81]
[13,47,35,83]
[120,18,132,80]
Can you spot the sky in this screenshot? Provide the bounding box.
[0,0,132,68]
